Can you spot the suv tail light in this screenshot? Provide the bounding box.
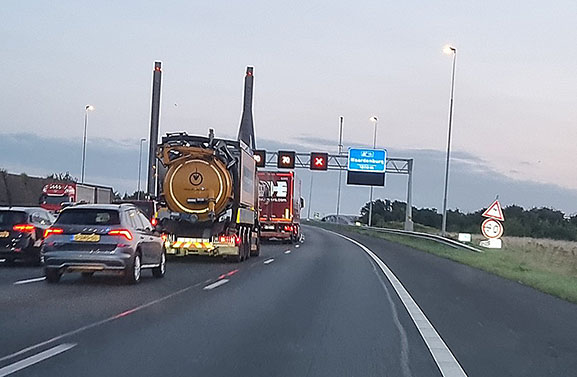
[44,227,64,238]
[13,224,35,233]
[151,218,158,226]
[108,229,133,240]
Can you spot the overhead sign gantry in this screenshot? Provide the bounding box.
[255,149,414,231]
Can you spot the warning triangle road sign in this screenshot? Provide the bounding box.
[482,200,505,221]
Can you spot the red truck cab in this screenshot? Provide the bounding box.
[258,171,303,243]
[40,183,75,212]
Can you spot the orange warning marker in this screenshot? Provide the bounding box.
[482,199,505,221]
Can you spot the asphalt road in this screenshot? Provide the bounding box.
[1,225,576,376]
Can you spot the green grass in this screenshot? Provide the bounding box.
[312,222,577,304]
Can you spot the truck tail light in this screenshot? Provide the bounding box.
[108,229,133,240]
[218,234,240,245]
[151,218,158,226]
[44,227,64,238]
[284,225,293,232]
[13,224,36,233]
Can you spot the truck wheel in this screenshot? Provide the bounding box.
[124,253,142,284]
[251,234,260,257]
[45,269,61,283]
[245,230,251,260]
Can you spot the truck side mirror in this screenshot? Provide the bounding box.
[300,197,305,209]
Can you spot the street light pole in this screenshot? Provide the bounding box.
[336,116,344,217]
[441,45,457,236]
[137,138,146,200]
[307,173,314,220]
[81,105,94,183]
[368,116,378,227]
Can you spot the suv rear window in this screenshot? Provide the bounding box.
[0,211,27,226]
[56,209,120,225]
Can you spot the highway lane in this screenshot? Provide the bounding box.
[0,226,442,377]
[330,227,577,376]
[2,225,576,376]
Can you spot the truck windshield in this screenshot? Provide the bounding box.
[43,195,69,205]
[56,209,120,225]
[0,211,27,226]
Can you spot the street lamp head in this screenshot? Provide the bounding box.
[85,105,95,112]
[369,116,378,123]
[443,44,456,55]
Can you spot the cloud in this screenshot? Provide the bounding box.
[2,132,577,216]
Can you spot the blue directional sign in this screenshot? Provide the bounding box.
[347,148,387,173]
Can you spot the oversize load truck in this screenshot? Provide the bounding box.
[156,131,260,261]
[258,171,302,243]
[40,183,113,211]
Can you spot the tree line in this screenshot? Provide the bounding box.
[359,199,577,241]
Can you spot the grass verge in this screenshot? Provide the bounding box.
[312,222,577,304]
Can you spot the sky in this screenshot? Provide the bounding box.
[1,0,576,216]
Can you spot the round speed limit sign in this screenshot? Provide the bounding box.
[481,218,503,239]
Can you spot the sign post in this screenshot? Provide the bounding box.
[479,199,504,249]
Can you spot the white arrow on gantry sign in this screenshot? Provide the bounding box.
[482,199,505,221]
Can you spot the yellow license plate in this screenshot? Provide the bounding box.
[73,234,100,242]
[0,231,9,238]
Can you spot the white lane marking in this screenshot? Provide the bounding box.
[295,244,300,248]
[13,277,46,285]
[203,279,229,290]
[0,343,76,377]
[284,250,291,254]
[263,258,275,264]
[0,278,207,364]
[329,231,468,377]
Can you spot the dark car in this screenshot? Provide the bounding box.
[0,207,55,265]
[42,203,166,284]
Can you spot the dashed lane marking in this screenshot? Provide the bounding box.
[203,279,229,290]
[13,277,46,285]
[263,258,275,264]
[284,250,291,254]
[0,343,76,377]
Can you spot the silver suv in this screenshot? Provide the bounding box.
[42,204,166,284]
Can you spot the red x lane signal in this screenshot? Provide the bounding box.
[310,152,328,171]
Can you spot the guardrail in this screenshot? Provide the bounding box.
[307,220,483,253]
[359,225,484,253]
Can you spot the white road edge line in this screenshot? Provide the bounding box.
[263,258,275,264]
[284,250,291,254]
[203,279,229,290]
[0,343,76,377]
[13,277,46,285]
[328,230,467,377]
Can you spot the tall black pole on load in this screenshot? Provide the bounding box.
[237,66,255,149]
[147,61,162,197]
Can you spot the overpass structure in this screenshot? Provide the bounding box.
[258,151,414,231]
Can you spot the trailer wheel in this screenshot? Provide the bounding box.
[251,231,260,257]
[245,229,251,260]
[229,229,242,263]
